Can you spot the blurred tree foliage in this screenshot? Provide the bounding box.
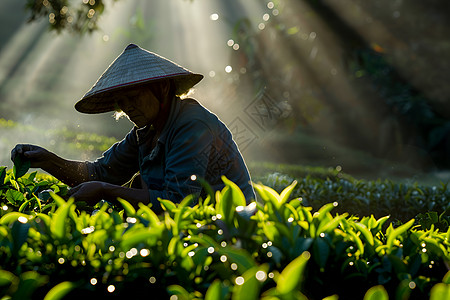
[226,0,450,169]
[25,0,120,34]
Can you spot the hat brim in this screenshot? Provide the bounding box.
[75,73,203,114]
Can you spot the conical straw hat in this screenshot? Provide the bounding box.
[75,44,203,114]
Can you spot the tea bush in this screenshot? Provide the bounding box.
[0,166,449,299]
[257,172,450,228]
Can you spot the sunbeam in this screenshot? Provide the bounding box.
[1,0,449,180]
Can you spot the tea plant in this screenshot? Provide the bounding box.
[0,166,449,299]
[0,166,69,217]
[259,172,450,226]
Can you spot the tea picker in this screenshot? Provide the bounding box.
[11,44,255,213]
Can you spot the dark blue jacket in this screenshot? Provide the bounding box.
[87,97,255,212]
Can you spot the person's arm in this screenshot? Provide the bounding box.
[11,144,90,187]
[67,181,150,208]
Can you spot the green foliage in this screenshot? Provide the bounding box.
[258,172,450,224]
[25,0,121,34]
[0,166,449,299]
[0,167,69,216]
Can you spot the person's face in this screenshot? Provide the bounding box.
[116,87,160,128]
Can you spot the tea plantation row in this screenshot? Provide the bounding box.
[0,166,449,299]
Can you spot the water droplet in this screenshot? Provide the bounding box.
[235,276,245,285]
[220,255,227,262]
[58,258,65,264]
[207,247,215,254]
[140,249,150,257]
[126,217,137,224]
[107,285,115,293]
[231,263,238,270]
[81,226,95,234]
[256,271,267,281]
[149,277,156,284]
[210,13,219,21]
[18,216,28,224]
[90,278,97,285]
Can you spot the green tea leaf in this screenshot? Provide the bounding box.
[6,189,24,205]
[313,238,330,268]
[11,220,30,256]
[354,222,374,246]
[386,219,415,254]
[51,199,73,240]
[218,247,256,271]
[222,175,246,207]
[121,228,162,249]
[0,269,18,288]
[0,167,6,185]
[279,180,297,205]
[430,283,450,300]
[117,198,136,216]
[276,251,310,295]
[232,266,268,300]
[167,285,190,300]
[43,281,76,300]
[0,212,30,225]
[13,155,30,179]
[205,280,224,300]
[13,271,48,300]
[363,285,388,300]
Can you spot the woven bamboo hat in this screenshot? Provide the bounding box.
[75,44,203,114]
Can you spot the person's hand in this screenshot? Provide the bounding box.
[11,144,52,168]
[67,181,106,205]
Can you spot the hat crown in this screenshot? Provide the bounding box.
[84,45,194,98]
[125,43,138,50]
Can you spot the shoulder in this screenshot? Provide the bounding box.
[176,98,219,128]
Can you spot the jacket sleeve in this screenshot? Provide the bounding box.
[87,129,140,186]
